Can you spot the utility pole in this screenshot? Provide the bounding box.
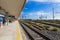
[52,8,54,20]
[45,15,47,20]
[39,15,42,20]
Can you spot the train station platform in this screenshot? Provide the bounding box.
[0,20,27,40]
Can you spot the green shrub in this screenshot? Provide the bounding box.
[51,28,58,31]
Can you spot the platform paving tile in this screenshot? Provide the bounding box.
[0,21,16,40]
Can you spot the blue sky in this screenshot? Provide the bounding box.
[20,0,60,20]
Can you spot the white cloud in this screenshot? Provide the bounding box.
[30,0,48,2]
[25,7,28,9]
[27,11,49,19]
[26,0,60,3]
[28,11,47,16]
[55,14,60,19]
[37,11,47,15]
[28,13,33,15]
[22,11,60,19]
[53,0,60,2]
[26,0,29,3]
[57,3,60,6]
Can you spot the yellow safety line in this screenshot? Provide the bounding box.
[16,21,20,40]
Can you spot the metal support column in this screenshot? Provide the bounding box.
[5,12,9,25]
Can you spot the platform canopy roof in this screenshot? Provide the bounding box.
[0,0,26,19]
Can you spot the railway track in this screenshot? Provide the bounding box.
[20,21,51,40]
[19,21,60,40]
[35,21,60,28]
[20,23,45,40]
[25,21,46,30]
